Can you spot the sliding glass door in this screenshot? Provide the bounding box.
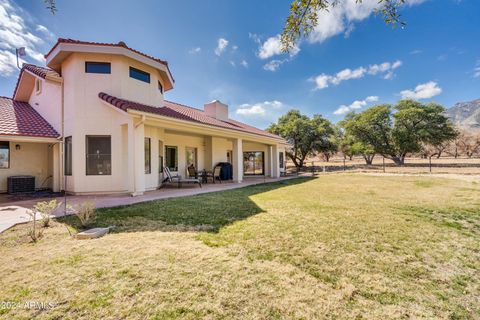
[243,151,264,175]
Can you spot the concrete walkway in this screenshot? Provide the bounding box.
[0,176,299,233]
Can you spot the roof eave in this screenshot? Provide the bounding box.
[46,42,174,90]
[125,108,286,144]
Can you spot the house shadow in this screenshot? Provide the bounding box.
[58,177,314,234]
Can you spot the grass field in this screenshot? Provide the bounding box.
[0,174,479,319]
[292,156,480,175]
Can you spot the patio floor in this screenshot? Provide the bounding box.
[0,176,298,233]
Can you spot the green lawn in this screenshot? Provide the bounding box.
[1,174,479,319]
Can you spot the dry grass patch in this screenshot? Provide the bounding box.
[0,175,479,319]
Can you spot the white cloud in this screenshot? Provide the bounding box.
[235,100,296,128]
[313,74,331,89]
[400,81,442,100]
[36,24,54,39]
[313,60,401,90]
[0,0,55,76]
[240,59,248,68]
[248,32,261,44]
[258,34,299,60]
[333,96,378,115]
[308,0,426,44]
[232,45,238,51]
[189,47,201,54]
[214,38,229,56]
[263,59,288,72]
[410,49,423,55]
[229,60,236,67]
[474,60,480,78]
[236,100,284,117]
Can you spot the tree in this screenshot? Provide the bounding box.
[311,115,337,161]
[339,114,376,165]
[267,110,335,168]
[456,130,480,158]
[344,100,457,165]
[282,0,407,52]
[44,0,57,14]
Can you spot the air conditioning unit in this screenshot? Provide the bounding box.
[7,175,35,194]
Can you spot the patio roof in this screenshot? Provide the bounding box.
[98,92,286,142]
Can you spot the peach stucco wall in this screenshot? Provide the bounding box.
[10,51,287,195]
[0,141,53,192]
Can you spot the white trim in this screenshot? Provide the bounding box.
[0,135,60,143]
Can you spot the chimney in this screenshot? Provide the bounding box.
[204,100,229,121]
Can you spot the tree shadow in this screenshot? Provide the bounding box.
[58,177,314,234]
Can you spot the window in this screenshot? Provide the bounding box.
[145,138,151,174]
[158,81,163,94]
[65,136,72,175]
[35,78,42,94]
[165,146,178,171]
[279,152,284,169]
[243,151,264,175]
[86,136,111,175]
[0,141,9,169]
[129,67,150,83]
[85,62,111,74]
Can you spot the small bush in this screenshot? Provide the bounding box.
[33,200,59,228]
[70,201,96,228]
[26,210,44,243]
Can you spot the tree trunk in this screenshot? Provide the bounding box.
[363,154,374,165]
[390,155,405,166]
[349,155,353,161]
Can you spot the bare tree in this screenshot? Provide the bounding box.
[456,130,480,158]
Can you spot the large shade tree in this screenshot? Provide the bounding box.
[338,113,376,164]
[267,110,335,168]
[344,100,458,165]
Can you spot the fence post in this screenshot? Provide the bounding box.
[312,161,315,176]
[343,158,346,171]
[429,156,432,173]
[383,156,386,173]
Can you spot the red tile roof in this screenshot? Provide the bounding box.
[46,38,174,82]
[98,92,284,141]
[23,63,60,79]
[0,97,59,138]
[12,64,60,99]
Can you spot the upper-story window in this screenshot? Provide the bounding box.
[35,78,42,95]
[129,67,150,83]
[158,81,163,94]
[85,62,111,74]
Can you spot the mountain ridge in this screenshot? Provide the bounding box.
[446,98,480,131]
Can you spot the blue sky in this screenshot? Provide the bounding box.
[0,0,479,129]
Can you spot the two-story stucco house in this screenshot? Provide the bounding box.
[0,38,288,195]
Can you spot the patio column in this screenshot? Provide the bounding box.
[232,138,243,183]
[272,144,280,178]
[269,145,274,177]
[52,143,61,192]
[126,122,135,195]
[133,120,145,196]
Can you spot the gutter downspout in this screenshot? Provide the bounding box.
[130,116,142,196]
[61,78,65,193]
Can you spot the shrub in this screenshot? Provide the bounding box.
[70,201,96,228]
[26,210,44,243]
[33,200,59,228]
